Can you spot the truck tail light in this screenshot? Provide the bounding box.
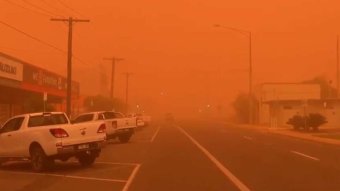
[97,123,106,133]
[50,128,69,138]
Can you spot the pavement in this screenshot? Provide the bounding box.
[232,122,340,146]
[1,119,340,191]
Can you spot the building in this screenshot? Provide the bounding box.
[0,52,80,123]
[256,83,340,128]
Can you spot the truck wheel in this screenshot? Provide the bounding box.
[30,146,51,172]
[118,134,131,143]
[78,152,97,167]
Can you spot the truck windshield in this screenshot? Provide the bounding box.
[73,114,94,123]
[28,114,68,127]
[102,112,115,119]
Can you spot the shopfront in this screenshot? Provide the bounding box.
[0,52,80,123]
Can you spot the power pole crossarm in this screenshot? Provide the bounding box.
[51,17,90,117]
[51,18,90,22]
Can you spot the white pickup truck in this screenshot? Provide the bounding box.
[73,111,136,143]
[128,113,152,127]
[0,112,106,172]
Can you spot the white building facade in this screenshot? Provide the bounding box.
[256,83,340,128]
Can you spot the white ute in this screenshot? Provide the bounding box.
[0,112,106,172]
[73,111,136,143]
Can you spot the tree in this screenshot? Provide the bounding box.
[303,76,337,99]
[232,93,258,123]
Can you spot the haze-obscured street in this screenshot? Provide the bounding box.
[2,120,340,191]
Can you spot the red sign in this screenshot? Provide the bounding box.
[22,64,79,98]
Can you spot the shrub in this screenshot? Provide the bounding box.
[307,113,327,131]
[287,115,305,130]
[287,113,327,131]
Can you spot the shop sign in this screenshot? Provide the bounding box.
[23,65,79,95]
[0,56,23,81]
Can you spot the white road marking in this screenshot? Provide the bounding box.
[150,126,161,142]
[0,161,142,184]
[291,151,320,161]
[176,125,251,191]
[121,164,141,191]
[2,171,127,183]
[243,136,253,141]
[96,161,140,166]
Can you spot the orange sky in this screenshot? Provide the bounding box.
[1,0,340,115]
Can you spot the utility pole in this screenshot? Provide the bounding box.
[103,57,124,99]
[51,17,90,117]
[123,72,133,114]
[337,35,339,98]
[249,32,253,124]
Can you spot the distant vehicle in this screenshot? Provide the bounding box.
[0,112,106,172]
[165,113,175,122]
[127,113,152,127]
[73,111,136,143]
[138,113,152,126]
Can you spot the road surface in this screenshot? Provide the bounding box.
[1,119,340,191]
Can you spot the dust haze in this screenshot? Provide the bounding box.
[1,0,339,119]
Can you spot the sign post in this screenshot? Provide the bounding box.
[43,92,47,112]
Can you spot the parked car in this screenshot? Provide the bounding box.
[127,113,151,127]
[73,111,136,143]
[137,113,151,126]
[0,112,106,172]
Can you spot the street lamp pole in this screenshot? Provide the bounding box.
[214,24,254,124]
[249,32,253,124]
[337,35,339,98]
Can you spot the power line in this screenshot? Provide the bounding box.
[21,0,63,18]
[40,0,69,17]
[3,0,52,17]
[3,0,70,33]
[0,19,93,65]
[0,17,97,72]
[56,0,86,18]
[0,20,66,53]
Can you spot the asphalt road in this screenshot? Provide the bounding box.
[1,119,340,191]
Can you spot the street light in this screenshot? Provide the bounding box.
[214,24,254,124]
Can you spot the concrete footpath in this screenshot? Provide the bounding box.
[227,122,340,146]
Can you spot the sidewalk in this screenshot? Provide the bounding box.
[229,122,340,146]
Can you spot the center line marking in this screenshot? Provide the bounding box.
[243,136,253,141]
[176,125,251,191]
[150,126,161,142]
[291,151,320,161]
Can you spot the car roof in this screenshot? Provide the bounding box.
[76,111,119,116]
[5,112,65,119]
[28,112,65,117]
